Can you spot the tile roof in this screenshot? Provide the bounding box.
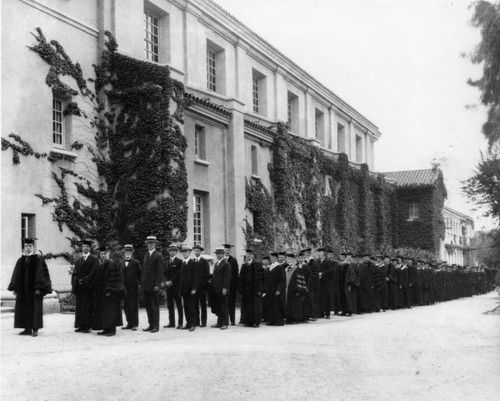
[185,93,232,117]
[382,169,440,187]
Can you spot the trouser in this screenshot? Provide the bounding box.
[182,294,196,328]
[144,291,159,329]
[228,289,237,324]
[123,292,139,327]
[166,289,183,326]
[216,294,229,327]
[194,289,207,326]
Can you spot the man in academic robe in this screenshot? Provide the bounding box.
[120,244,141,331]
[370,255,386,312]
[92,246,124,336]
[345,253,360,315]
[193,244,210,327]
[210,248,232,330]
[302,248,317,320]
[72,239,99,333]
[338,252,349,315]
[284,253,307,324]
[358,253,372,314]
[397,256,410,308]
[164,244,183,329]
[387,257,399,309]
[141,236,164,333]
[223,244,239,326]
[179,246,198,331]
[317,248,335,319]
[8,238,52,337]
[263,252,286,326]
[261,255,272,323]
[239,249,264,327]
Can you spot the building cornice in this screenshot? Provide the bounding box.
[190,0,381,139]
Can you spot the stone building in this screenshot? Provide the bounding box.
[1,0,382,292]
[441,205,474,266]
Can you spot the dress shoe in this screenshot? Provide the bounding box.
[131,326,138,331]
[181,325,189,330]
[32,330,38,337]
[142,327,153,332]
[105,331,116,337]
[75,328,83,333]
[82,328,92,333]
[220,325,228,330]
[150,327,159,333]
[325,316,331,320]
[188,327,195,332]
[97,330,107,335]
[163,324,175,328]
[176,325,182,329]
[211,324,222,328]
[19,329,31,335]
[122,325,132,330]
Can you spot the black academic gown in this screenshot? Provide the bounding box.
[72,253,99,329]
[265,263,286,326]
[92,259,124,331]
[8,253,52,330]
[285,264,307,323]
[239,259,264,326]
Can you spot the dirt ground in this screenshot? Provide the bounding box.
[1,292,499,401]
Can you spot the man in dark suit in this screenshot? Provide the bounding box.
[121,244,141,331]
[163,244,183,329]
[193,245,210,327]
[179,246,198,331]
[141,236,164,333]
[72,239,99,333]
[223,243,239,326]
[210,248,232,330]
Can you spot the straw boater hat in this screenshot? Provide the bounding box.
[123,244,134,251]
[145,236,158,243]
[214,247,225,254]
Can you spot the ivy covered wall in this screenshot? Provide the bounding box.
[246,123,447,258]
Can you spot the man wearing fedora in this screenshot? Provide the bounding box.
[210,248,231,330]
[179,246,198,331]
[8,238,52,337]
[141,236,165,333]
[72,239,99,333]
[121,244,142,331]
[164,244,183,329]
[193,245,210,327]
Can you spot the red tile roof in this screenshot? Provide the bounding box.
[383,169,440,186]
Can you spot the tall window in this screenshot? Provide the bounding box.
[194,125,206,160]
[251,145,258,176]
[408,201,419,221]
[315,109,324,142]
[287,91,298,132]
[337,123,346,153]
[21,214,36,248]
[193,195,203,246]
[355,134,363,163]
[252,77,259,113]
[53,97,64,147]
[207,48,217,92]
[144,11,159,62]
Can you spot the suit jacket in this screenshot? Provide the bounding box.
[226,255,239,291]
[212,258,232,294]
[72,253,99,293]
[121,258,142,295]
[141,250,165,292]
[165,256,183,294]
[179,258,199,295]
[194,256,210,292]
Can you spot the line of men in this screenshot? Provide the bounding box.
[71,236,240,336]
[9,236,496,337]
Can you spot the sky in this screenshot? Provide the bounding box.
[212,0,496,230]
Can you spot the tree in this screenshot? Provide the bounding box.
[463,1,500,221]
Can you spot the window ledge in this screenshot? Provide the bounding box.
[50,147,78,158]
[194,159,210,167]
[251,174,261,181]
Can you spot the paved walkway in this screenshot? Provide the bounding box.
[2,292,499,401]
